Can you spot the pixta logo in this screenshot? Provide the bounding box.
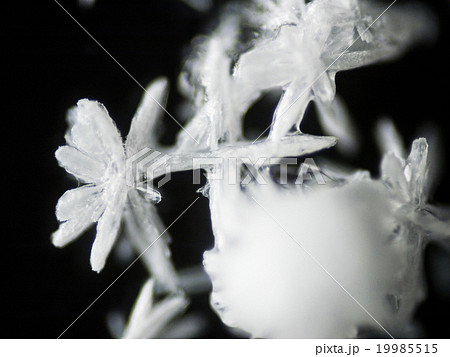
[126,148,171,195]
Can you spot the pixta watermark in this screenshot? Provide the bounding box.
[126,148,326,194]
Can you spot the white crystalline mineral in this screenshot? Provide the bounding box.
[53,78,178,287]
[53,0,447,339]
[53,99,127,272]
[235,0,436,141]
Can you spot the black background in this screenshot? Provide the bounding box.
[2,0,450,338]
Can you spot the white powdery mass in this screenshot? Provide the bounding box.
[204,175,423,338]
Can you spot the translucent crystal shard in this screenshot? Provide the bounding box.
[53,100,127,272]
[125,78,169,156]
[122,279,188,339]
[234,0,436,140]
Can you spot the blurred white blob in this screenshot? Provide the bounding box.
[376,118,406,159]
[112,279,205,339]
[205,177,406,337]
[181,0,212,12]
[122,279,188,339]
[203,128,448,337]
[78,0,96,9]
[108,276,207,339]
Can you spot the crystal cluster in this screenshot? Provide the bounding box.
[53,0,446,338]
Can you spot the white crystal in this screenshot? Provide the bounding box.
[53,79,179,279]
[53,0,446,339]
[53,100,127,272]
[234,0,436,140]
[122,279,188,339]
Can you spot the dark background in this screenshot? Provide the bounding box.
[2,0,450,338]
